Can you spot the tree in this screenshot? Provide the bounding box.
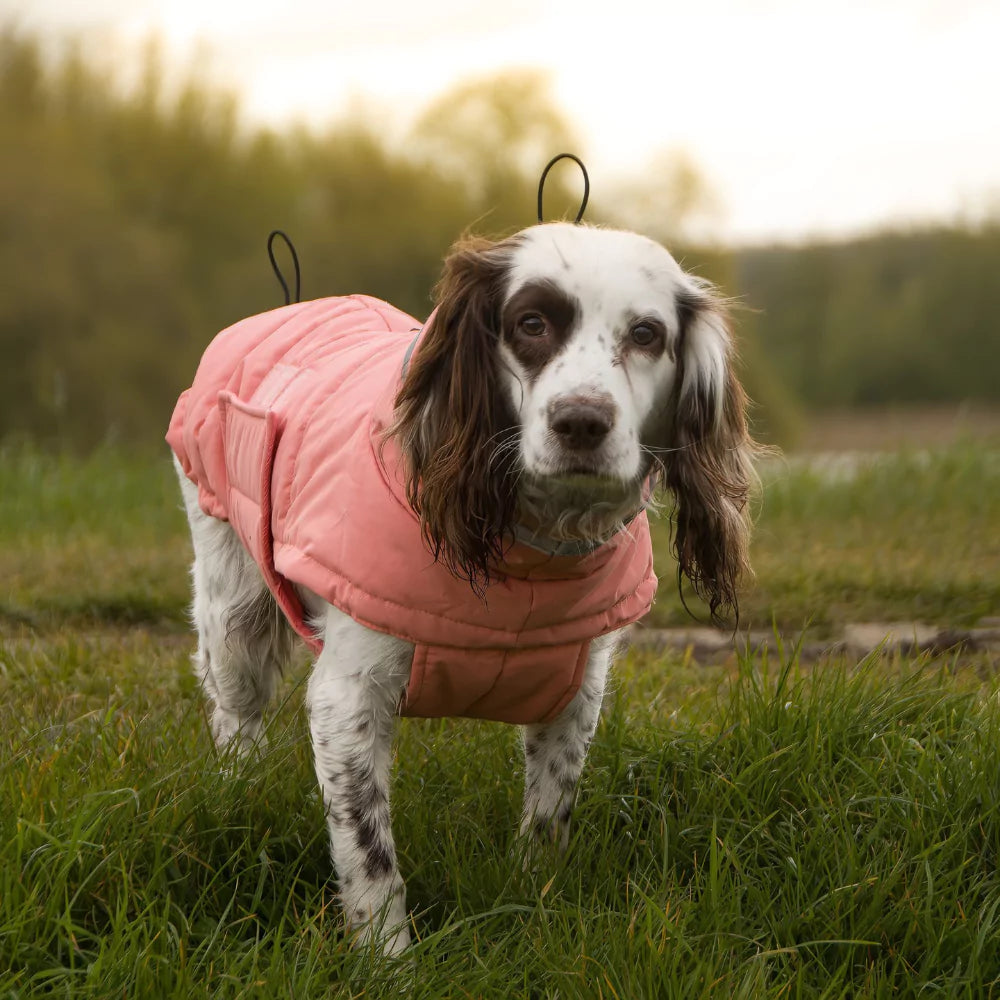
[409,69,583,229]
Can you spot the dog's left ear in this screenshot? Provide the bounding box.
[664,283,756,626]
[390,235,521,595]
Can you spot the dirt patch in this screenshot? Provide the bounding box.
[631,620,1000,664]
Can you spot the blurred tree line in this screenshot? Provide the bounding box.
[1,29,996,451]
[737,231,1000,408]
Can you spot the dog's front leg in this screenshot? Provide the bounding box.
[306,607,413,956]
[520,630,624,849]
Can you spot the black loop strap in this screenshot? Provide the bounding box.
[267,230,301,306]
[537,153,590,224]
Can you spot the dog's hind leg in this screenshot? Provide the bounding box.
[175,459,292,755]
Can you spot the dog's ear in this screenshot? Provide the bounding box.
[389,235,520,595]
[665,284,756,626]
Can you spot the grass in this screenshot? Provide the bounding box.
[0,446,189,629]
[2,441,1000,996]
[651,443,1000,630]
[2,441,998,633]
[4,633,1000,997]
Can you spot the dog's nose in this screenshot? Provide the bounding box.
[548,396,615,451]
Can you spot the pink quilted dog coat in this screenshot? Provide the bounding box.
[167,295,657,724]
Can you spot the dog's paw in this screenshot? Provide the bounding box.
[345,879,410,958]
[515,814,572,875]
[520,812,572,850]
[211,710,267,758]
[350,917,411,958]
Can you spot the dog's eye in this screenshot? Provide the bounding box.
[518,314,547,337]
[630,322,660,347]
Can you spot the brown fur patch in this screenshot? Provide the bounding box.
[501,279,580,378]
[662,296,758,626]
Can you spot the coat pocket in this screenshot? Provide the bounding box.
[218,392,278,576]
[217,392,317,650]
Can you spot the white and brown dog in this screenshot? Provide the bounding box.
[170,222,756,954]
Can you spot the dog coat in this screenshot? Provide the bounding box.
[167,295,657,724]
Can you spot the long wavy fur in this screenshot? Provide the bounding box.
[390,233,758,624]
[388,235,522,597]
[664,290,758,626]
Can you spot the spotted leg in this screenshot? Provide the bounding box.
[520,629,624,848]
[306,605,414,956]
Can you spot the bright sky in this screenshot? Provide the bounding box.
[8,0,1000,243]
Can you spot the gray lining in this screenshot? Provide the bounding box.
[513,507,644,557]
[400,330,421,376]
[514,525,605,557]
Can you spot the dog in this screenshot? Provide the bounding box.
[168,221,755,955]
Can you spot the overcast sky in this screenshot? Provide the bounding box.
[7,0,999,243]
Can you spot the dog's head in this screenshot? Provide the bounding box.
[391,223,756,624]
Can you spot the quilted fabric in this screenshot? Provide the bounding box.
[167,296,657,723]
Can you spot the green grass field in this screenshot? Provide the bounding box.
[2,443,999,997]
[2,442,998,634]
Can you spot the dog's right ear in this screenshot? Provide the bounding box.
[389,235,521,595]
